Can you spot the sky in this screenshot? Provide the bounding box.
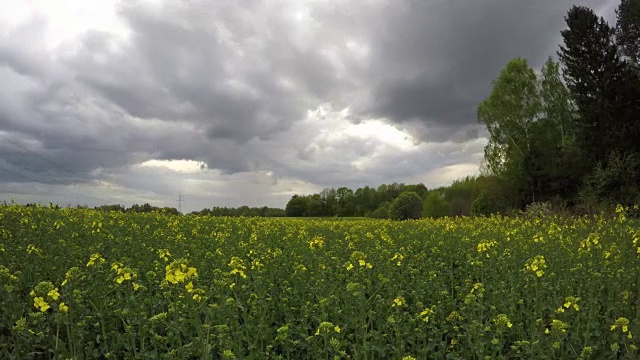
[0,0,617,213]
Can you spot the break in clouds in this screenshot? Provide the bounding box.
[0,0,616,212]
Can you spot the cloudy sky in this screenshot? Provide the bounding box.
[0,0,616,212]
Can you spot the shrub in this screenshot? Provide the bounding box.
[389,192,423,220]
[470,191,509,216]
[578,152,640,214]
[524,201,553,218]
[369,201,391,219]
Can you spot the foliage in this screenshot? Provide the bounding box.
[422,191,450,218]
[388,192,423,220]
[578,152,640,212]
[2,204,640,358]
[285,195,306,217]
[369,201,391,219]
[470,191,506,217]
[477,58,540,181]
[523,202,554,218]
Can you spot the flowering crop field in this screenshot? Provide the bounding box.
[1,205,640,359]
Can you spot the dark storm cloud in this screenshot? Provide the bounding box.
[360,0,610,140]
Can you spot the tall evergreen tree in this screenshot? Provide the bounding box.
[558,6,628,164]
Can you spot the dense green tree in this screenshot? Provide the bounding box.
[336,187,355,216]
[94,204,125,212]
[422,191,450,218]
[406,183,428,198]
[443,177,478,216]
[320,188,338,216]
[305,194,324,217]
[354,186,379,215]
[159,207,181,216]
[477,57,541,203]
[470,191,506,216]
[539,57,575,149]
[369,201,391,219]
[477,58,540,176]
[126,203,154,213]
[389,192,423,220]
[285,195,306,217]
[528,58,581,201]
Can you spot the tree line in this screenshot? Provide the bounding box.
[284,183,428,218]
[92,204,286,217]
[94,203,182,215]
[189,206,285,217]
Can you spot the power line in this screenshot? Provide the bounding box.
[1,134,94,183]
[0,162,45,184]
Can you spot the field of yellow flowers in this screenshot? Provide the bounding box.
[1,204,640,359]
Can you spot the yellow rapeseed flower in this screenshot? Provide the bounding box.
[477,240,497,253]
[493,314,513,328]
[524,255,547,277]
[157,249,171,261]
[87,253,105,267]
[308,236,325,249]
[34,297,50,312]
[419,306,436,323]
[27,244,42,255]
[166,260,198,284]
[58,302,69,313]
[47,288,60,301]
[611,317,630,333]
[315,321,340,336]
[549,319,570,334]
[392,296,407,307]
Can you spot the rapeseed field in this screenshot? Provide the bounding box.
[1,204,639,359]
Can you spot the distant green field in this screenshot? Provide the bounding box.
[1,204,639,359]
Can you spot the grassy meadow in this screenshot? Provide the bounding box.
[1,204,640,359]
